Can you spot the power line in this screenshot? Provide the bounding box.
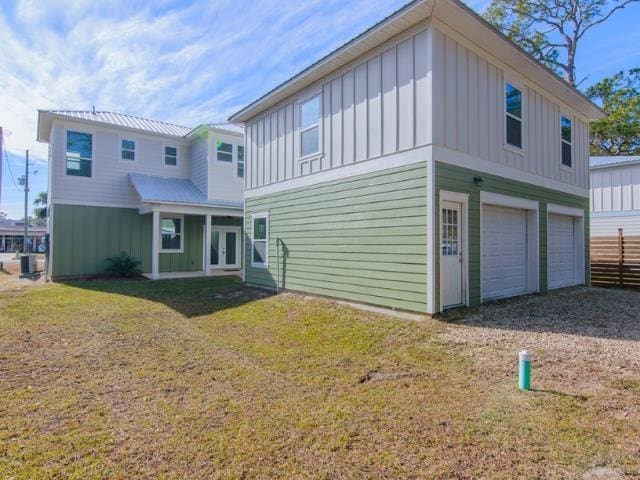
[1,133,21,191]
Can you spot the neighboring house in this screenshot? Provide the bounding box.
[36,110,245,280]
[590,156,640,237]
[0,220,46,253]
[229,0,604,315]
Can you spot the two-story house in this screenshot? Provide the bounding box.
[229,0,605,315]
[590,156,640,237]
[36,110,245,280]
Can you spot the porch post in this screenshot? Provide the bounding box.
[204,214,212,275]
[151,210,160,279]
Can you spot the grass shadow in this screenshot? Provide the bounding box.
[59,275,273,318]
[438,286,640,342]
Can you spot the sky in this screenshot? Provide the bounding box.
[1,0,639,219]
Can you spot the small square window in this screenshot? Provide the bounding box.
[217,141,233,162]
[164,146,177,166]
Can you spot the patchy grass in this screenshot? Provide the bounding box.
[0,278,638,479]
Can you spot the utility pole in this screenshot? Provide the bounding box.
[0,126,3,214]
[23,150,29,253]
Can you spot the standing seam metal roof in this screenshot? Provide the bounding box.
[590,156,640,169]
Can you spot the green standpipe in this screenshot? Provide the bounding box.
[519,350,531,390]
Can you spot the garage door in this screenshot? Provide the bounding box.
[482,205,528,301]
[548,214,576,289]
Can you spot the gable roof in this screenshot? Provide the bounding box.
[590,156,640,169]
[229,0,604,123]
[129,173,244,209]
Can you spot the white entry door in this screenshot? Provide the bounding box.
[211,227,241,269]
[441,201,464,308]
[482,205,528,301]
[548,214,576,289]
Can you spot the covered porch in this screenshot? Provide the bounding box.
[129,173,244,280]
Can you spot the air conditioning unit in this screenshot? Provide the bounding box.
[28,254,37,273]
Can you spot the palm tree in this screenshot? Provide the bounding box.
[33,191,48,224]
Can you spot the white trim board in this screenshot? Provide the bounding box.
[51,199,141,210]
[439,190,470,311]
[434,145,589,198]
[425,149,436,314]
[547,203,584,217]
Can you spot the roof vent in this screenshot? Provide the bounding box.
[92,105,96,114]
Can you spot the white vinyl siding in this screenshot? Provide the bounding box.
[591,164,640,213]
[244,26,431,190]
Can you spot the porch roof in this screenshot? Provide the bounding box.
[129,173,243,210]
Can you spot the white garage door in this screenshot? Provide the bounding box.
[548,214,576,289]
[482,205,528,301]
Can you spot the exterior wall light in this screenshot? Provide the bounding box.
[473,176,483,187]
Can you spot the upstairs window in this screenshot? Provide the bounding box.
[505,82,522,149]
[300,95,320,158]
[561,115,572,168]
[121,139,135,161]
[66,130,92,177]
[251,213,268,267]
[160,216,183,252]
[164,146,177,166]
[216,141,233,162]
[237,145,245,178]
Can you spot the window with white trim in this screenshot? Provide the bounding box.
[300,95,320,158]
[237,145,245,178]
[561,115,572,168]
[505,82,523,149]
[216,141,233,162]
[66,130,92,177]
[121,139,135,161]
[164,146,177,166]
[251,213,268,267]
[160,216,183,252]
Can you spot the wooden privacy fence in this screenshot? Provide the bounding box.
[591,229,640,289]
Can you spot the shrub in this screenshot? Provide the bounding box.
[104,252,142,278]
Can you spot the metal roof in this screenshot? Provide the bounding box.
[205,123,244,135]
[43,110,193,137]
[590,156,640,169]
[129,173,244,209]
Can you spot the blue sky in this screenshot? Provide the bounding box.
[1,0,639,219]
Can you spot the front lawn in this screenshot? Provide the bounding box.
[0,277,638,479]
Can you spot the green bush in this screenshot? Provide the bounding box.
[104,252,142,278]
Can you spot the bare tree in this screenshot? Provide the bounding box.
[485,0,638,86]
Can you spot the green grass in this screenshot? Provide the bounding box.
[0,277,638,479]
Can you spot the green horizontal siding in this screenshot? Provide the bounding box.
[435,161,590,310]
[245,163,429,313]
[51,204,207,278]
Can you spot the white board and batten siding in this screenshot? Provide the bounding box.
[244,23,432,190]
[431,28,590,191]
[591,163,640,236]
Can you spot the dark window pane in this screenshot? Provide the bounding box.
[225,232,237,265]
[253,241,266,264]
[66,157,92,177]
[237,163,244,178]
[67,131,92,159]
[253,217,267,240]
[561,116,572,143]
[122,139,135,151]
[506,83,522,118]
[122,149,135,160]
[562,142,572,167]
[165,155,177,165]
[165,146,177,156]
[217,151,233,162]
[216,141,233,153]
[162,234,181,250]
[211,231,220,265]
[506,116,522,148]
[237,145,244,162]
